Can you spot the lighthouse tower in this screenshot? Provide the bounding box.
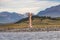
[28,12,32,28]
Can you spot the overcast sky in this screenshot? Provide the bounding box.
[0,0,60,14]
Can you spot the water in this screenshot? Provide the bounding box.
[0,31,60,40]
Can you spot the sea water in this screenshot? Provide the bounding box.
[0,31,60,40]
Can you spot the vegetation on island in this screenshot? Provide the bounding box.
[0,16,60,31]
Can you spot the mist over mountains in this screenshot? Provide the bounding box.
[0,5,60,24]
[38,5,60,17]
[0,12,24,24]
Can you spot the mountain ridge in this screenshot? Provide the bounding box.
[0,11,23,24]
[38,5,60,17]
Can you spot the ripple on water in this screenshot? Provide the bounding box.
[0,31,60,40]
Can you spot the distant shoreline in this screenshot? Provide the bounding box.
[0,27,60,32]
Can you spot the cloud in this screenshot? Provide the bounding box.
[0,0,60,14]
[36,0,60,1]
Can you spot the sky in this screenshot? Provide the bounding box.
[0,0,60,14]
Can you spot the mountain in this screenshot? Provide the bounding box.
[38,5,60,17]
[0,11,23,24]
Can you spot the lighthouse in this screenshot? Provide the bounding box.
[28,12,32,28]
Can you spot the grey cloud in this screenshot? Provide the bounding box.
[37,0,60,1]
[0,0,38,8]
[0,0,60,14]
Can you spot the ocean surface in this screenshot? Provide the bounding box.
[0,31,60,40]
